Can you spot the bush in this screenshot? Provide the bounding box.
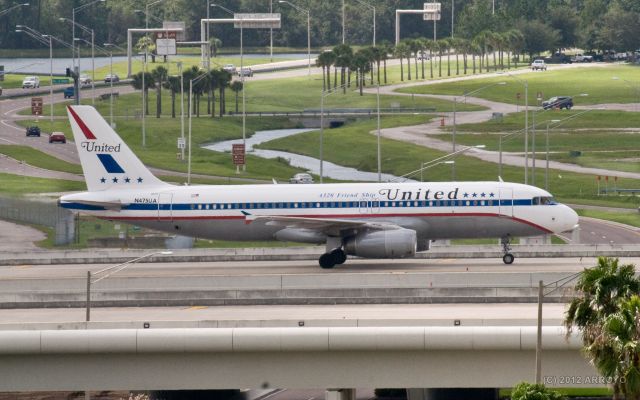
[511,382,564,400]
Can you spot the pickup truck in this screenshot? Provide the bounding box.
[571,54,593,63]
[531,59,547,70]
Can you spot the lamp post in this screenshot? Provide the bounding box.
[72,0,105,105]
[353,0,375,47]
[498,71,528,184]
[16,27,69,130]
[212,3,247,171]
[86,251,173,322]
[188,71,210,185]
[420,160,454,182]
[64,18,95,104]
[545,119,560,191]
[104,42,131,128]
[0,2,28,17]
[278,1,311,77]
[396,145,485,182]
[531,93,588,185]
[453,81,506,180]
[612,76,640,112]
[319,83,349,183]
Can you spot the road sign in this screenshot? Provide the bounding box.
[423,2,441,21]
[31,97,43,115]
[156,38,177,56]
[234,13,281,29]
[177,138,185,149]
[232,144,246,165]
[52,78,70,84]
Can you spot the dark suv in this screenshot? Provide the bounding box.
[542,96,573,110]
[26,126,41,137]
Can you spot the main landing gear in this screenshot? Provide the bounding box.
[501,236,515,264]
[319,248,347,269]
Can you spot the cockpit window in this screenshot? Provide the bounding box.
[532,196,557,205]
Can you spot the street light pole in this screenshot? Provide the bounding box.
[71,0,105,105]
[278,1,310,77]
[86,251,172,322]
[188,72,209,184]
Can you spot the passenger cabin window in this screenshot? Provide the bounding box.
[532,196,556,205]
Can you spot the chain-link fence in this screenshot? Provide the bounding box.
[0,196,74,245]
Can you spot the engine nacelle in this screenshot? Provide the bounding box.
[344,229,417,259]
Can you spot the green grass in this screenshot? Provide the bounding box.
[398,64,640,105]
[0,145,82,174]
[0,173,85,195]
[447,110,640,134]
[256,115,640,208]
[93,55,296,78]
[576,209,640,228]
[0,73,54,89]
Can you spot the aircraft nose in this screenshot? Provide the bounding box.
[560,204,579,232]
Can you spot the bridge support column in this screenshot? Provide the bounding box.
[325,388,355,400]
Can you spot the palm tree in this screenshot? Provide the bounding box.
[423,39,435,79]
[151,65,168,118]
[435,40,444,78]
[369,46,383,85]
[230,81,243,113]
[604,295,640,399]
[565,257,640,400]
[379,41,392,84]
[505,29,525,69]
[217,69,232,116]
[316,51,332,91]
[416,38,427,80]
[450,37,463,76]
[163,75,181,118]
[131,71,155,116]
[135,36,155,63]
[333,44,353,92]
[182,66,199,116]
[407,39,421,80]
[394,42,408,82]
[207,69,221,118]
[352,49,370,96]
[440,38,452,77]
[209,37,222,58]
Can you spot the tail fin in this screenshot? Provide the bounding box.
[67,105,168,191]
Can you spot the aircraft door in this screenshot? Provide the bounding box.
[157,193,173,221]
[499,189,513,217]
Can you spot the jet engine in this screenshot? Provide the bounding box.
[344,229,417,258]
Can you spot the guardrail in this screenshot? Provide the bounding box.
[228,107,437,117]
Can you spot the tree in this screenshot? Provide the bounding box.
[333,44,353,92]
[131,71,155,116]
[548,5,580,52]
[230,81,243,113]
[163,75,181,119]
[394,42,408,82]
[379,41,392,84]
[151,66,168,118]
[519,19,560,61]
[217,70,232,116]
[352,49,370,96]
[407,38,421,80]
[604,295,640,399]
[505,29,525,68]
[135,36,156,63]
[511,382,564,400]
[209,37,222,58]
[565,257,640,400]
[316,51,334,91]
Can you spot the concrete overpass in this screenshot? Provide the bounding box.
[0,326,599,392]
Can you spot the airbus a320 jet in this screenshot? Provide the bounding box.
[59,106,579,268]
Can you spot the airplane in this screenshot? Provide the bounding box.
[59,105,580,269]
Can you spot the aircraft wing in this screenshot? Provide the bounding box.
[247,215,402,236]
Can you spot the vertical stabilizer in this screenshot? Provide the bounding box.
[67,105,168,191]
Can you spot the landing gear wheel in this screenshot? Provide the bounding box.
[503,253,515,264]
[500,236,514,265]
[331,249,347,265]
[319,253,337,269]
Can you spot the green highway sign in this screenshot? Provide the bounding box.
[52,78,70,84]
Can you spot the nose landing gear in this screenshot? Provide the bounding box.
[501,236,515,264]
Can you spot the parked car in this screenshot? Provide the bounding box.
[238,67,253,77]
[290,173,314,184]
[22,76,40,88]
[26,126,41,137]
[104,74,120,83]
[571,54,593,63]
[79,74,92,86]
[63,86,75,99]
[531,59,547,70]
[542,96,573,110]
[223,64,237,74]
[49,132,66,144]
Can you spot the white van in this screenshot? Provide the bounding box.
[22,76,40,89]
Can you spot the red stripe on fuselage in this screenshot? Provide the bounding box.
[103,212,553,234]
[67,106,97,140]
